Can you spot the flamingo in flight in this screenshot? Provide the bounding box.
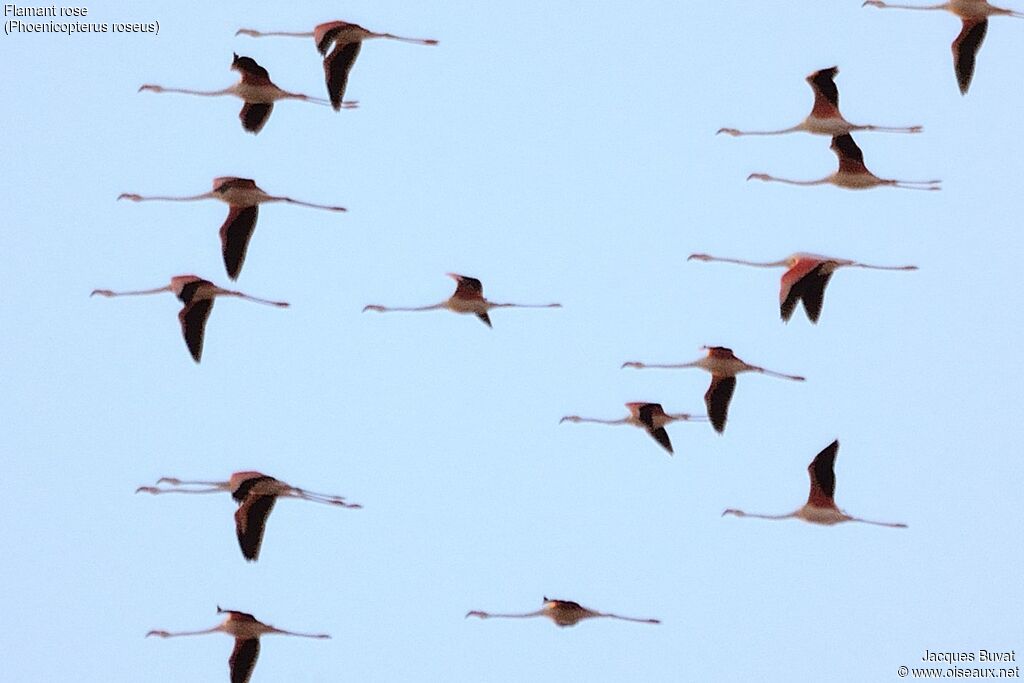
[147,606,330,683]
[118,177,347,280]
[138,53,356,134]
[747,134,941,191]
[622,347,805,434]
[863,0,1023,94]
[362,273,561,328]
[90,275,288,363]
[236,21,438,110]
[687,252,919,323]
[136,471,361,561]
[717,66,922,137]
[723,440,908,528]
[559,403,707,455]
[466,597,660,627]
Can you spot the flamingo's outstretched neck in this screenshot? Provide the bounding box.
[748,173,830,187]
[465,610,543,620]
[146,626,221,638]
[722,509,796,521]
[559,416,629,426]
[91,286,171,298]
[717,124,803,137]
[118,192,215,203]
[138,85,234,97]
[156,477,223,486]
[136,485,224,495]
[688,254,789,268]
[622,361,701,370]
[362,303,446,313]
[862,1,949,10]
[235,28,315,38]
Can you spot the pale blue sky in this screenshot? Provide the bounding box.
[2,1,1022,681]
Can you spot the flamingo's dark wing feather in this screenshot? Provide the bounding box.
[219,205,259,280]
[324,41,361,110]
[809,66,840,107]
[798,267,834,323]
[648,427,674,454]
[229,638,260,683]
[807,440,840,506]
[234,495,277,561]
[704,376,736,434]
[239,102,273,134]
[952,19,988,95]
[178,299,214,363]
